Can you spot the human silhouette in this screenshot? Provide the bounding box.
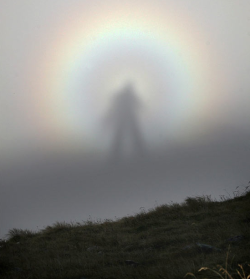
[105,82,145,160]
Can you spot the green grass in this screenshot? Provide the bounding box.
[0,187,250,279]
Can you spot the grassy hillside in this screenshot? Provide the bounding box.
[1,188,250,279]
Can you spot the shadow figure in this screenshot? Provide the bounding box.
[105,82,146,161]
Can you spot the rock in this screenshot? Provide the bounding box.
[182,243,222,253]
[125,260,139,267]
[86,246,103,254]
[227,235,244,242]
[182,244,194,250]
[196,243,222,253]
[87,246,100,252]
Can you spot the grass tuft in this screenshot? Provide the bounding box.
[7,228,36,241]
[186,247,250,279]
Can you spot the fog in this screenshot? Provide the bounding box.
[1,128,250,239]
[1,0,250,238]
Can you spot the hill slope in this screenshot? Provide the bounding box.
[1,189,250,279]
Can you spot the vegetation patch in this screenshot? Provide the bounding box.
[0,187,249,279]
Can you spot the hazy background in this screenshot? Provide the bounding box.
[1,0,250,239]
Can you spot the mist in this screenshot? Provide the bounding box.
[1,125,250,239]
[1,0,250,239]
